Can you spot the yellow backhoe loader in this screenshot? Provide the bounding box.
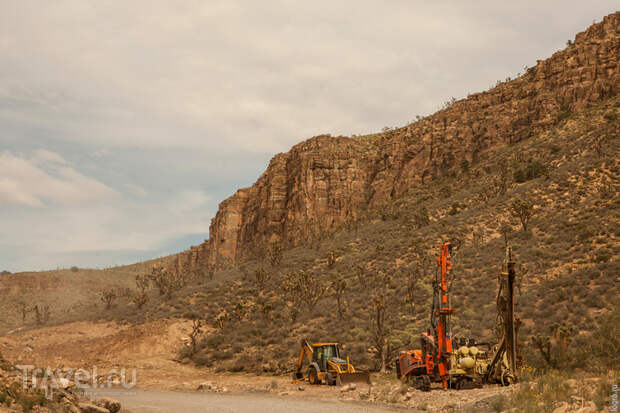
[293,339,370,386]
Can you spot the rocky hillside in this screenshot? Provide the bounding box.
[167,12,619,275]
[1,12,618,385]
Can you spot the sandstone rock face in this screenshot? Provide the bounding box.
[170,12,620,272]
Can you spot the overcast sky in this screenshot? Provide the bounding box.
[1,1,617,272]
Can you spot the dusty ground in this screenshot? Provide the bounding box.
[0,319,510,412]
[87,389,410,413]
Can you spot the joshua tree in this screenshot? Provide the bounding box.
[213,309,231,330]
[100,289,117,310]
[499,221,514,246]
[254,266,270,290]
[326,251,337,268]
[19,302,29,323]
[510,198,535,232]
[330,275,347,320]
[132,293,148,309]
[33,304,51,325]
[283,270,326,312]
[532,322,575,368]
[184,312,203,355]
[256,293,274,320]
[148,265,182,299]
[472,228,486,251]
[368,270,399,373]
[268,241,283,267]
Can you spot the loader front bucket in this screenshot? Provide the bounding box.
[338,372,371,386]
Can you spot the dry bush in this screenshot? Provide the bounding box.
[100,289,117,310]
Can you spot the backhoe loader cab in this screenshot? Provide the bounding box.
[293,340,370,386]
[313,343,339,371]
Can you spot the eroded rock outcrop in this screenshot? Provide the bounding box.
[170,12,620,273]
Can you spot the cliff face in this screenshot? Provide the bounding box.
[171,12,620,273]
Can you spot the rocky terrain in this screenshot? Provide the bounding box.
[0,350,123,413]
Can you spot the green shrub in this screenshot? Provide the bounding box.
[556,111,570,123]
[192,353,212,367]
[206,334,226,349]
[513,159,547,182]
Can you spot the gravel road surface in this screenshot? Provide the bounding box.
[88,389,405,413]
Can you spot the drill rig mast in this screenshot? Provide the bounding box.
[430,242,456,389]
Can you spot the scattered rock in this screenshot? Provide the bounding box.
[552,402,569,413]
[197,381,214,391]
[340,383,356,392]
[78,402,110,413]
[97,397,121,413]
[298,385,305,391]
[574,401,597,413]
[57,377,74,389]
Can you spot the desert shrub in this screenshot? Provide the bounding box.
[19,393,46,413]
[70,266,79,272]
[460,159,470,173]
[555,111,570,123]
[592,250,611,263]
[205,334,226,350]
[229,354,254,372]
[513,159,547,183]
[412,206,430,228]
[578,301,620,371]
[491,394,508,413]
[192,353,212,367]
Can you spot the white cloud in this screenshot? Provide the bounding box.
[1,1,616,154]
[0,151,119,207]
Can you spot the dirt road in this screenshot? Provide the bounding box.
[88,389,406,413]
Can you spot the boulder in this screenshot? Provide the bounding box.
[78,402,110,413]
[96,397,121,413]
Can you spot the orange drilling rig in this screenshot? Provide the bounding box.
[396,243,520,390]
[396,242,461,389]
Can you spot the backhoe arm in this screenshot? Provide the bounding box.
[293,339,314,380]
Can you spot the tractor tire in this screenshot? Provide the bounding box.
[326,372,336,386]
[308,367,320,385]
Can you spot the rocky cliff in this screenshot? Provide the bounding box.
[170,12,619,273]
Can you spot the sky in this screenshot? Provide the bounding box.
[1,1,617,272]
